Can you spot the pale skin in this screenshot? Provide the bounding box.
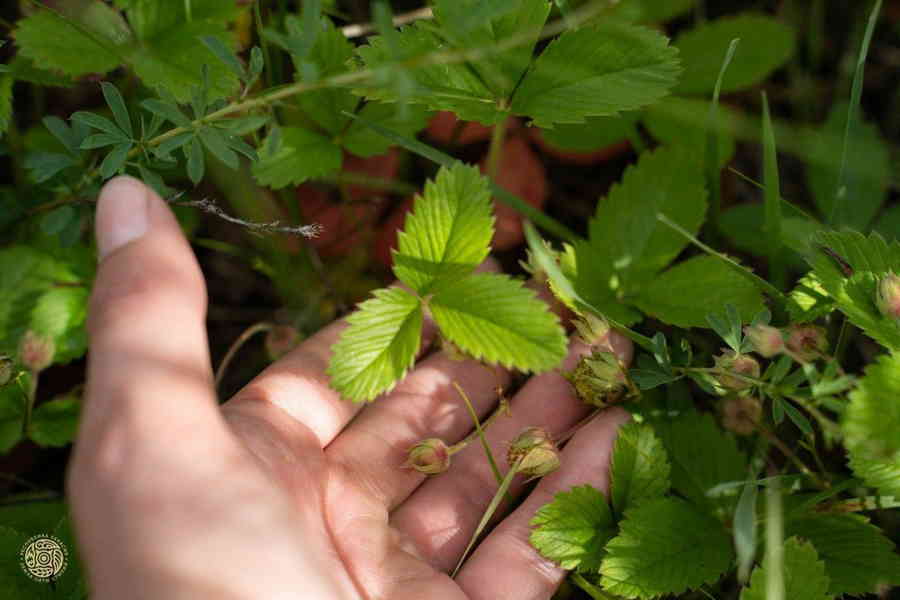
[68,176,634,600]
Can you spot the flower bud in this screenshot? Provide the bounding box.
[0,356,13,386]
[785,324,828,362]
[876,272,900,319]
[721,396,762,436]
[567,351,626,408]
[18,331,54,372]
[404,438,451,475]
[713,351,761,391]
[572,313,611,346]
[507,427,560,479]
[265,325,301,361]
[743,324,784,358]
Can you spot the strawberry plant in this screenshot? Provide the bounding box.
[1,1,899,598]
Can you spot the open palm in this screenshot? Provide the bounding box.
[69,177,632,600]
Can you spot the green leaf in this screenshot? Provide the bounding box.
[199,127,239,169]
[807,230,900,351]
[530,485,616,572]
[843,352,900,496]
[575,146,707,325]
[326,287,423,402]
[393,164,493,294]
[653,412,747,511]
[642,96,737,167]
[24,152,78,184]
[720,203,822,269]
[675,14,795,95]
[741,537,832,600]
[538,113,638,153]
[606,0,696,23]
[787,273,835,323]
[0,246,88,364]
[357,23,502,124]
[807,102,889,231]
[80,132,129,150]
[99,142,132,179]
[430,273,567,372]
[609,422,670,516]
[512,22,681,127]
[200,34,245,79]
[43,116,82,154]
[0,75,12,137]
[252,126,342,188]
[632,255,766,328]
[71,111,124,137]
[141,99,193,127]
[41,206,77,236]
[7,55,76,88]
[434,0,551,99]
[761,92,785,288]
[125,0,239,40]
[784,514,900,596]
[30,394,81,448]
[100,81,133,138]
[186,136,205,185]
[0,380,26,453]
[341,101,430,158]
[599,497,733,599]
[13,9,122,77]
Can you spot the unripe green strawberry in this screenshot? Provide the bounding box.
[785,324,828,362]
[743,324,784,358]
[507,427,560,479]
[18,331,54,373]
[567,350,626,408]
[721,396,762,436]
[876,272,900,319]
[713,350,761,391]
[404,438,451,475]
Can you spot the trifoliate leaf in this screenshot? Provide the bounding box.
[787,273,835,323]
[0,246,89,364]
[843,352,900,497]
[610,422,671,516]
[575,146,707,325]
[632,255,767,328]
[807,230,900,351]
[807,102,889,231]
[341,101,431,158]
[430,273,567,372]
[530,485,616,572]
[599,497,733,599]
[357,23,502,124]
[30,394,81,448]
[252,126,342,188]
[653,411,747,512]
[538,113,638,153]
[785,514,900,596]
[741,537,832,600]
[100,82,132,139]
[327,287,423,402]
[393,164,493,294]
[13,9,123,77]
[675,14,795,95]
[512,22,681,127]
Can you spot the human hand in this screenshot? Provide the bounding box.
[69,176,633,600]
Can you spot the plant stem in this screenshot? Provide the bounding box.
[214,322,274,391]
[451,382,508,490]
[22,371,39,437]
[760,426,827,489]
[486,109,509,180]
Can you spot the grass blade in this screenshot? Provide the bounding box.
[705,38,740,239]
[831,0,882,224]
[342,110,581,243]
[761,92,786,289]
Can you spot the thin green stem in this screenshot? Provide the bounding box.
[486,109,510,180]
[450,382,507,494]
[22,371,39,437]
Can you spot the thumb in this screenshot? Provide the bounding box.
[76,176,223,456]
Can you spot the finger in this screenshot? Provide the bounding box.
[74,176,226,459]
[391,329,632,571]
[455,407,631,600]
[224,259,496,449]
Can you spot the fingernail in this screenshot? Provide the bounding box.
[96,176,149,259]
